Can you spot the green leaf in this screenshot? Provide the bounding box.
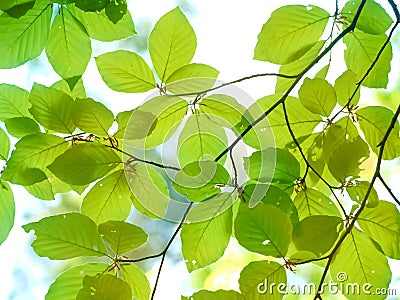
[121,264,151,300]
[331,229,391,300]
[334,69,360,107]
[358,201,400,259]
[239,260,286,300]
[254,5,329,64]
[95,50,155,93]
[173,160,230,202]
[75,0,106,12]
[2,133,69,185]
[46,263,108,300]
[0,127,10,160]
[347,181,379,208]
[185,290,244,300]
[23,212,107,259]
[29,83,76,134]
[69,5,135,42]
[178,114,228,166]
[48,143,121,185]
[315,64,330,79]
[0,0,52,68]
[293,188,341,220]
[4,117,40,138]
[127,164,170,219]
[105,0,127,24]
[149,7,196,81]
[343,31,392,88]
[181,205,232,272]
[298,78,336,117]
[51,78,87,99]
[0,181,15,245]
[46,7,91,82]
[292,215,342,257]
[327,136,370,182]
[276,40,325,93]
[341,0,393,35]
[98,220,147,254]
[357,106,400,160]
[71,97,114,136]
[77,274,131,300]
[235,203,292,257]
[81,170,132,224]
[125,95,187,148]
[25,179,55,200]
[0,84,30,121]
[114,109,134,139]
[165,63,219,94]
[4,0,34,18]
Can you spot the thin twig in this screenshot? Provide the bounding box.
[378,174,400,206]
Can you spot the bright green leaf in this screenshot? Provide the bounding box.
[184,290,243,300]
[315,64,330,79]
[23,212,107,259]
[0,181,15,245]
[121,264,151,300]
[149,7,196,81]
[25,179,55,200]
[347,181,379,208]
[0,84,30,121]
[254,5,329,64]
[51,78,86,99]
[334,69,360,106]
[0,127,10,160]
[4,117,40,138]
[77,274,131,300]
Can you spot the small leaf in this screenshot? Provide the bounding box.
[4,117,40,138]
[121,264,150,300]
[149,7,196,81]
[334,69,360,107]
[77,274,131,300]
[0,181,15,245]
[254,5,329,64]
[235,203,292,257]
[0,127,10,160]
[0,84,30,121]
[51,78,87,99]
[46,263,108,300]
[48,143,121,185]
[298,78,337,117]
[347,181,379,208]
[25,179,55,200]
[105,0,127,24]
[95,50,155,93]
[29,83,76,134]
[71,97,114,136]
[23,212,107,259]
[239,260,286,299]
[98,220,148,254]
[81,170,132,224]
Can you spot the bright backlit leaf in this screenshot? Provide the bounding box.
[121,264,151,300]
[77,274,131,300]
[347,181,379,208]
[184,290,244,300]
[0,127,10,160]
[0,181,15,246]
[334,69,360,107]
[0,84,31,121]
[4,117,40,138]
[25,179,55,201]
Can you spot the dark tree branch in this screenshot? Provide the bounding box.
[378,174,400,206]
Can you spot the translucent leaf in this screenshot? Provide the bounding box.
[0,84,31,121]
[46,7,91,82]
[48,143,121,185]
[239,260,286,299]
[293,188,341,220]
[165,63,219,94]
[173,160,230,202]
[0,0,52,68]
[292,215,342,257]
[105,0,127,24]
[327,136,369,182]
[331,229,391,300]
[334,69,360,106]
[29,83,76,134]
[178,114,228,166]
[181,205,232,272]
[184,290,244,300]
[126,164,170,219]
[315,64,330,79]
[0,181,15,245]
[25,179,55,200]
[95,50,155,93]
[298,78,336,117]
[149,7,196,81]
[125,95,187,148]
[81,170,132,224]
[46,263,108,300]
[357,106,400,160]
[23,212,108,259]
[121,264,150,300]
[341,0,393,35]
[276,40,325,93]
[98,220,147,254]
[235,203,292,257]
[4,117,40,138]
[51,78,87,99]
[347,181,379,208]
[358,201,400,259]
[0,127,10,160]
[2,133,69,185]
[69,5,135,42]
[77,274,131,300]
[71,97,114,136]
[343,31,392,88]
[254,5,329,64]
